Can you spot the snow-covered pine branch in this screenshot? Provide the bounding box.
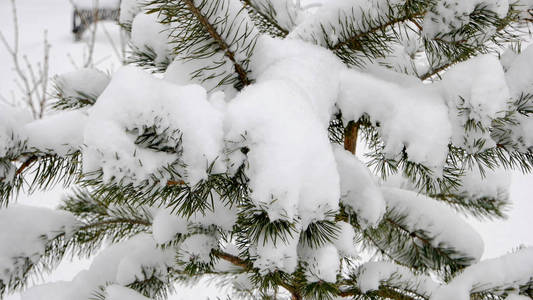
[1,0,533,299]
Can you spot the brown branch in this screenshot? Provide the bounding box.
[78,217,152,230]
[344,120,360,154]
[167,180,186,186]
[419,61,454,80]
[16,156,38,175]
[183,0,251,87]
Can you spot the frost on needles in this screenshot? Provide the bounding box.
[1,0,533,299]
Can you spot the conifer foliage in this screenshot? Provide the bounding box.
[2,0,533,299]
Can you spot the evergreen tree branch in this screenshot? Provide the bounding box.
[15,155,37,175]
[331,12,424,52]
[181,0,251,87]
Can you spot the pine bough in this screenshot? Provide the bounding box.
[1,0,533,299]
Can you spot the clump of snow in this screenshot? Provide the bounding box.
[131,13,172,65]
[0,103,32,158]
[432,247,533,300]
[178,234,218,264]
[299,243,340,283]
[225,37,342,227]
[334,147,385,228]
[440,55,510,152]
[332,221,358,258]
[358,261,439,295]
[382,187,484,263]
[106,285,152,300]
[423,0,509,39]
[441,54,509,125]
[24,110,88,156]
[225,80,340,226]
[250,36,344,126]
[83,66,224,186]
[459,168,510,203]
[252,231,300,275]
[338,69,451,169]
[54,68,110,102]
[22,234,174,300]
[505,45,533,97]
[0,206,78,284]
[151,208,188,244]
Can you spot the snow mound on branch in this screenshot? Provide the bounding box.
[54,68,110,101]
[441,55,509,126]
[299,243,340,283]
[441,55,510,152]
[178,234,218,264]
[432,247,533,300]
[250,36,344,125]
[252,231,300,274]
[22,234,174,300]
[333,221,358,258]
[460,168,510,202]
[226,37,341,227]
[0,103,31,157]
[358,261,439,295]
[152,208,189,244]
[334,147,385,228]
[225,80,340,226]
[131,13,172,65]
[83,66,224,186]
[382,187,484,263]
[24,110,88,156]
[0,206,78,284]
[423,0,509,39]
[503,46,533,151]
[338,69,451,169]
[506,44,533,97]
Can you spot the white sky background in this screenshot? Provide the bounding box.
[0,0,532,299]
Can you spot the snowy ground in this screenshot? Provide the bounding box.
[0,0,532,299]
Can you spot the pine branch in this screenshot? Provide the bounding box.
[15,155,37,175]
[182,0,251,86]
[331,12,424,52]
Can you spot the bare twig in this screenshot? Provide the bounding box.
[0,0,51,119]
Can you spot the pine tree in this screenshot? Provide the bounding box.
[1,0,533,299]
